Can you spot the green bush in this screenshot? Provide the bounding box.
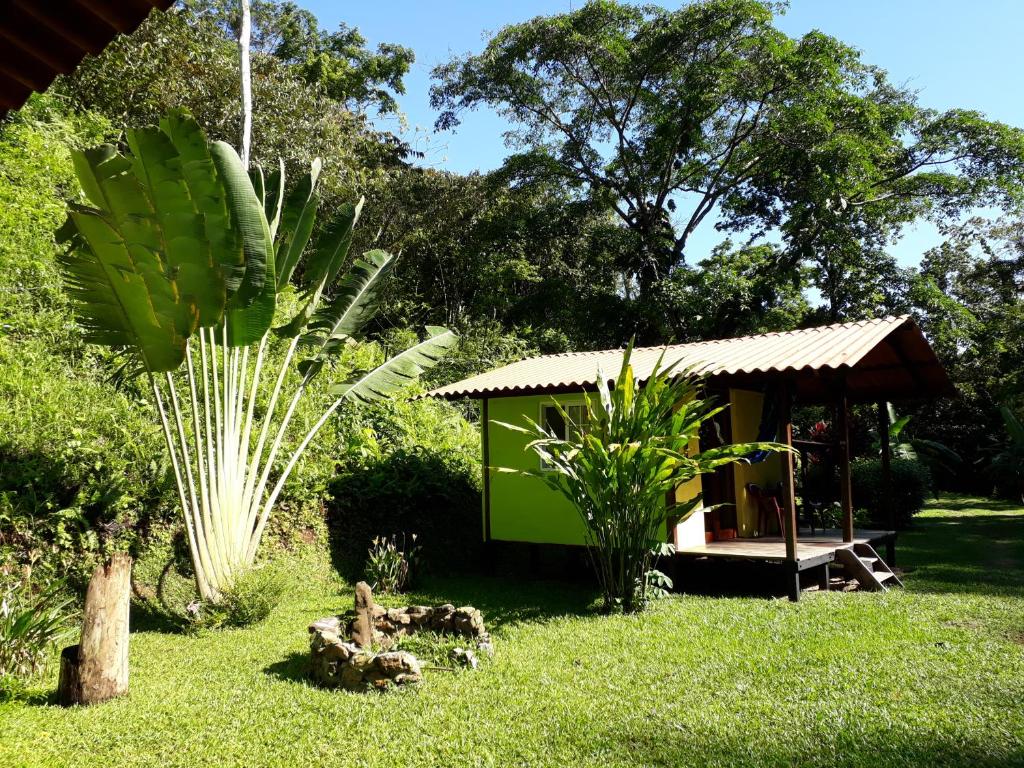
[187,564,288,631]
[0,573,76,695]
[328,447,482,580]
[0,96,179,585]
[852,457,933,528]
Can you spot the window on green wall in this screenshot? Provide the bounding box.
[540,403,589,469]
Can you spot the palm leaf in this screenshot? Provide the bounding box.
[297,249,396,377]
[126,124,226,327]
[59,167,197,374]
[159,110,244,296]
[275,158,322,288]
[210,141,276,347]
[275,198,364,339]
[1000,405,1024,448]
[263,157,286,242]
[330,326,457,403]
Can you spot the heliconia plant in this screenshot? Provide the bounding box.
[57,110,456,601]
[495,344,788,613]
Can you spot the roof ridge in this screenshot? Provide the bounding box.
[532,315,906,361]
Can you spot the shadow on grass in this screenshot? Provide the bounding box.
[263,651,312,685]
[130,599,187,634]
[616,719,1024,768]
[900,497,1024,597]
[403,574,600,631]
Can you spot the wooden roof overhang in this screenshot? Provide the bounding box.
[426,316,956,405]
[0,0,174,119]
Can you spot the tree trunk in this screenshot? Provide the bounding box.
[57,553,132,706]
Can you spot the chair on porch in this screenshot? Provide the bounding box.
[747,482,820,537]
[746,483,784,537]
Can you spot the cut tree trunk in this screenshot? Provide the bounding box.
[57,553,132,706]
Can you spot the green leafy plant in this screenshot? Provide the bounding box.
[185,562,287,631]
[496,343,788,613]
[365,533,421,594]
[0,575,76,691]
[876,403,963,476]
[57,110,455,603]
[852,457,933,528]
[987,405,1024,502]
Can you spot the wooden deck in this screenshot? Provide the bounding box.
[676,528,895,571]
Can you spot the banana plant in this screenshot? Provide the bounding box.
[58,110,456,601]
[875,403,962,475]
[988,405,1024,502]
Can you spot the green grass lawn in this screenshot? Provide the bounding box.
[3,495,1024,768]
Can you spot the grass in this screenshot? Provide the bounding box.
[3,495,1024,768]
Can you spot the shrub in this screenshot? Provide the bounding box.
[0,573,76,692]
[852,457,933,528]
[187,564,288,631]
[365,534,421,593]
[328,447,482,580]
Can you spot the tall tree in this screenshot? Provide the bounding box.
[906,217,1024,490]
[432,0,1024,335]
[197,1,414,116]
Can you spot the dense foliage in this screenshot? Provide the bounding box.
[327,447,482,581]
[1,0,1023,606]
[0,575,76,696]
[852,457,934,528]
[432,0,1024,337]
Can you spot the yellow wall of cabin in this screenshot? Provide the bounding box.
[729,388,783,537]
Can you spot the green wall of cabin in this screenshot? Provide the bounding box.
[486,394,592,545]
[483,387,785,546]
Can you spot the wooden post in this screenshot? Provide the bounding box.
[777,383,800,601]
[837,386,854,543]
[877,400,894,532]
[481,398,491,543]
[58,553,131,706]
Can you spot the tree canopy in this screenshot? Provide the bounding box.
[432,0,1024,332]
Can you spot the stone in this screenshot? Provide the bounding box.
[320,640,356,663]
[351,581,376,648]
[308,616,341,634]
[387,607,412,626]
[406,605,431,624]
[309,597,492,691]
[376,651,420,677]
[453,608,485,636]
[349,651,376,673]
[476,638,495,658]
[339,663,367,690]
[450,647,478,669]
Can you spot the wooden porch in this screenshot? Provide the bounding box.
[674,528,901,599]
[676,528,895,568]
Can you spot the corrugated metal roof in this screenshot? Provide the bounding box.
[0,0,174,119]
[428,315,955,402]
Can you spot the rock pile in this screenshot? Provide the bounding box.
[309,630,422,691]
[308,581,493,691]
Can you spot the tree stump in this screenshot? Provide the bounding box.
[57,553,132,706]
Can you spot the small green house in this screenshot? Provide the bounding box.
[429,316,953,598]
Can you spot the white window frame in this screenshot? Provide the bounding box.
[538,399,589,471]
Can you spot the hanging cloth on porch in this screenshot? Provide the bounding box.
[747,382,781,464]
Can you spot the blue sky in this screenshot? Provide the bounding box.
[303,0,1023,269]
